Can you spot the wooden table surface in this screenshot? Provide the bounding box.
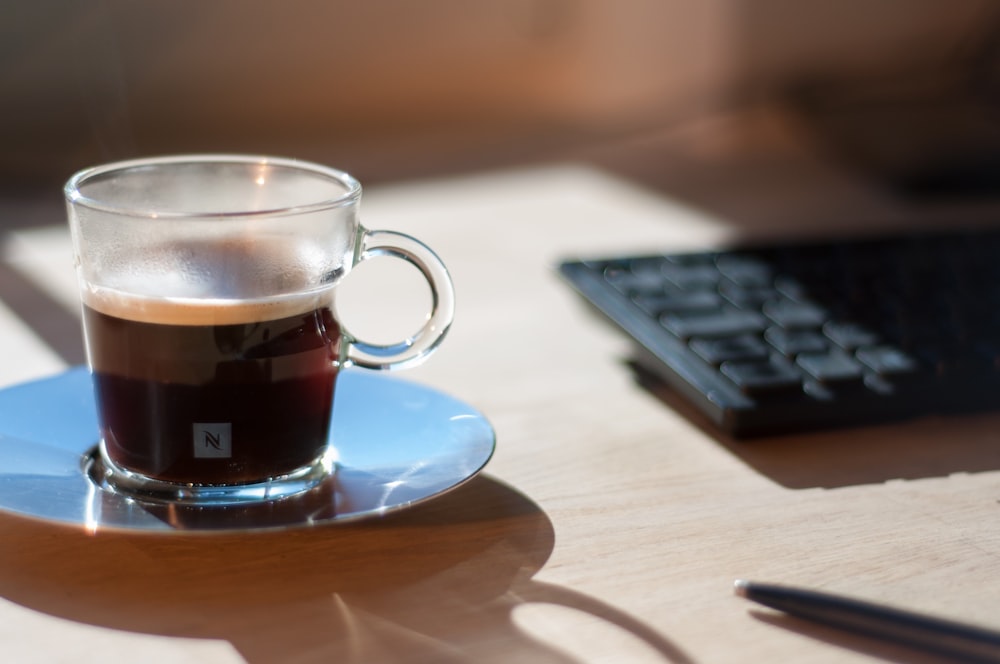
[1,162,999,663]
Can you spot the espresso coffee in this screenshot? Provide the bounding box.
[83,289,340,485]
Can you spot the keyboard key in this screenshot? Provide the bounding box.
[764,327,828,356]
[720,357,803,396]
[716,255,773,287]
[773,275,810,301]
[604,264,667,296]
[823,320,880,349]
[855,346,922,383]
[633,290,721,316]
[796,351,865,387]
[690,334,770,365]
[763,298,828,329]
[661,308,767,340]
[661,264,722,290]
[719,281,778,309]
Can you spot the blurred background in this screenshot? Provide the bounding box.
[4,0,1000,226]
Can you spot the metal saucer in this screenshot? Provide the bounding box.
[0,367,495,533]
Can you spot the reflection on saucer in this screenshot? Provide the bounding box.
[0,367,495,533]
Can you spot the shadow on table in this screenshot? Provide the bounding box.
[633,365,1000,490]
[0,475,695,663]
[0,195,86,365]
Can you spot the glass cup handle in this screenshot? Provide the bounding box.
[342,229,455,370]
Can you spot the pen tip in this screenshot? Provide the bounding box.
[733,579,750,597]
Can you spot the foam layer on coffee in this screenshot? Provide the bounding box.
[82,286,336,326]
[80,236,344,325]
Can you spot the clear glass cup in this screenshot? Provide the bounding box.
[65,154,455,504]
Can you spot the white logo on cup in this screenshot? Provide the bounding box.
[193,422,232,458]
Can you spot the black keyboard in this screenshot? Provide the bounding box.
[559,231,1000,436]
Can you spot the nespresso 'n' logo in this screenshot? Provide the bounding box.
[193,423,232,458]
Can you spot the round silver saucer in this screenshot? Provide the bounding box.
[0,367,495,533]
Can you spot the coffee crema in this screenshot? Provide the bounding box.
[83,288,340,485]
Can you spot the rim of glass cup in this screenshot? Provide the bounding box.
[64,154,363,219]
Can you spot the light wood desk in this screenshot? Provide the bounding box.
[0,163,998,663]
